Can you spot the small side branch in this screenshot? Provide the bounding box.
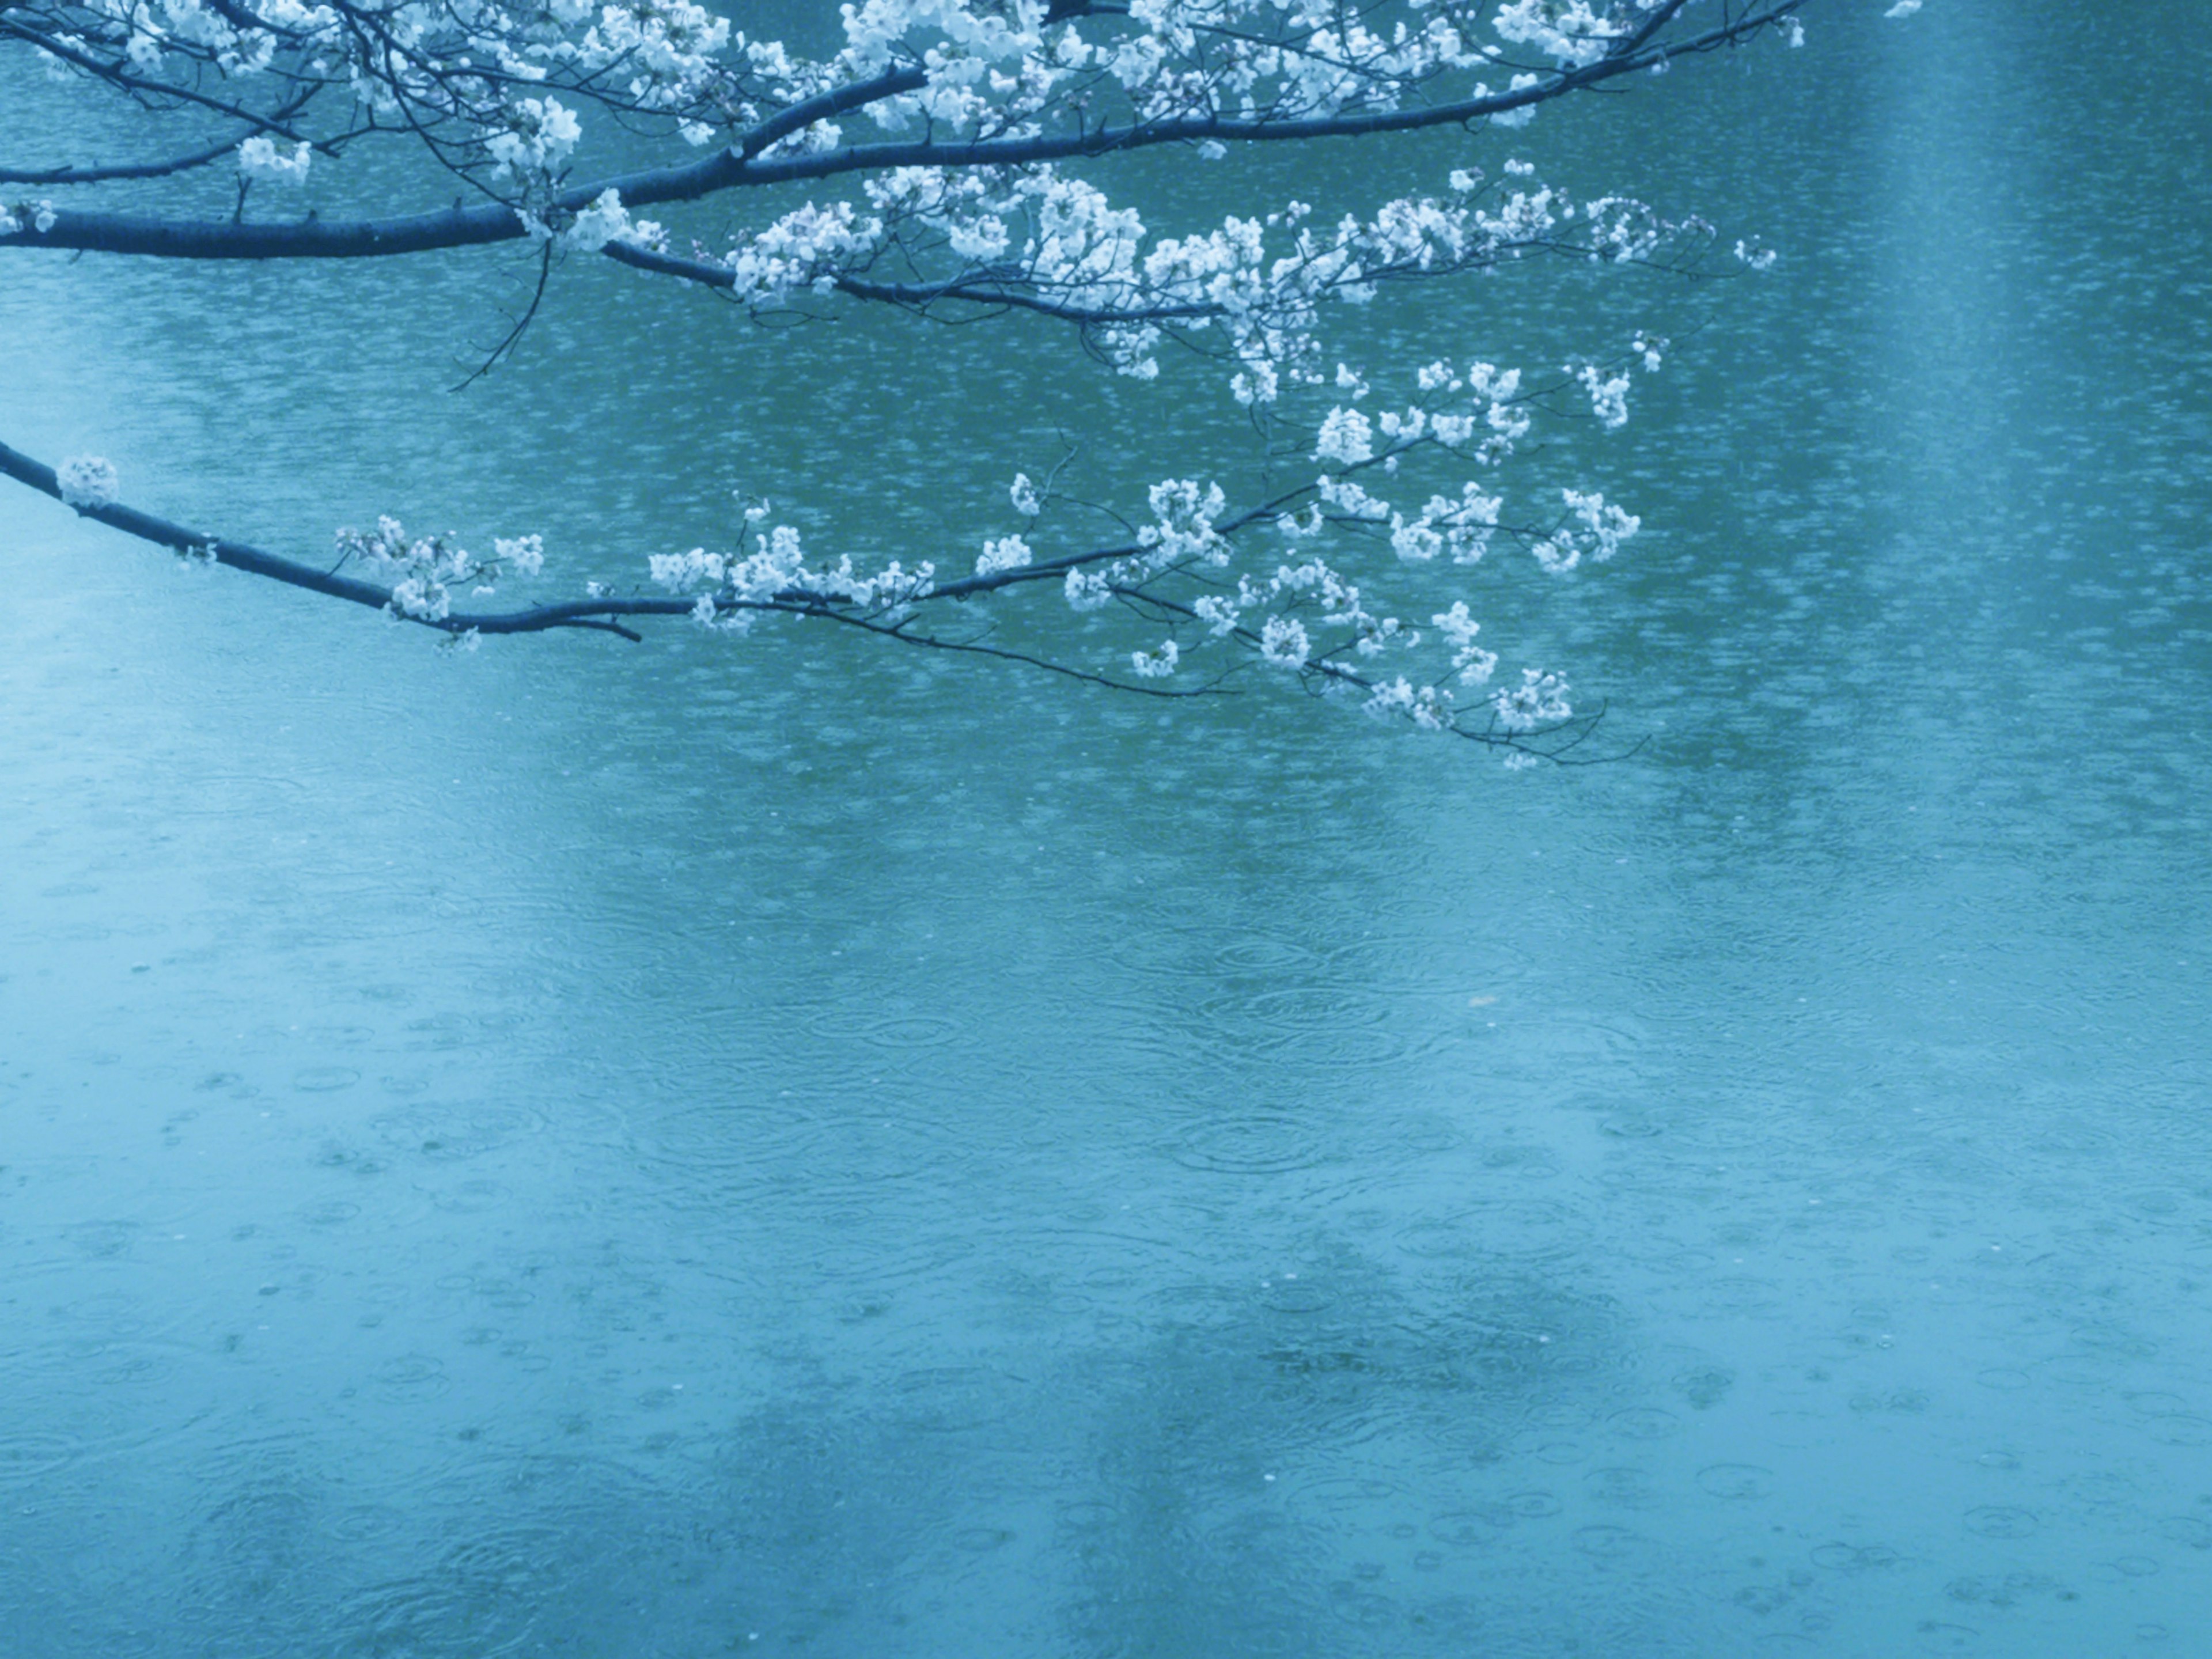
[0,132,247,185]
[0,86,318,185]
[0,16,317,143]
[598,240,1219,326]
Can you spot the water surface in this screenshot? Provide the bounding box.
[4,4,2211,1653]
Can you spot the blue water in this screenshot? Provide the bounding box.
[4,3,2211,1653]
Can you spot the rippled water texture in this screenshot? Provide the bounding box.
[5,4,2211,1654]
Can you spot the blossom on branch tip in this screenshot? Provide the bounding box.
[1432,601,1498,685]
[1576,363,1631,430]
[1316,476,1389,521]
[1064,568,1112,611]
[238,137,312,184]
[1192,594,1241,637]
[493,535,546,577]
[1391,515,1442,562]
[1313,407,1374,467]
[336,513,542,622]
[489,99,583,177]
[1494,668,1571,732]
[1259,615,1309,669]
[1364,676,1450,729]
[1130,639,1179,678]
[1139,478,1228,568]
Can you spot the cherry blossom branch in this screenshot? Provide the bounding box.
[0,435,1282,711]
[0,15,318,141]
[599,239,1221,325]
[802,604,1226,699]
[2,353,1628,759]
[0,435,646,637]
[0,79,317,185]
[734,63,930,158]
[0,0,1880,762]
[6,2,1808,264]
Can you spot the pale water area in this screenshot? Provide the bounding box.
[3,4,2211,1654]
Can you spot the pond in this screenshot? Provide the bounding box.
[3,3,2210,1653]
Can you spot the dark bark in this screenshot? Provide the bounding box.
[1,2,1802,266]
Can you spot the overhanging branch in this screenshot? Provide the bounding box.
[5,2,1809,264]
[0,435,1615,752]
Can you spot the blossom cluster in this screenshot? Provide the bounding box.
[56,453,119,509]
[334,516,544,622]
[710,153,1701,424]
[14,0,1922,263]
[10,0,1930,752]
[236,136,311,184]
[647,512,938,632]
[611,327,1661,747]
[986,336,1662,737]
[0,199,58,237]
[519,188,666,253]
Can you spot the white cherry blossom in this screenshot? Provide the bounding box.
[1,0,1932,759]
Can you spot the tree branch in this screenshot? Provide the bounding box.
[0,132,247,185]
[6,3,1809,264]
[599,239,1221,324]
[733,63,931,158]
[0,82,319,185]
[0,434,1131,643]
[1,429,1620,755]
[0,15,317,142]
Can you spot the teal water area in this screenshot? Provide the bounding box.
[4,4,2211,1653]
